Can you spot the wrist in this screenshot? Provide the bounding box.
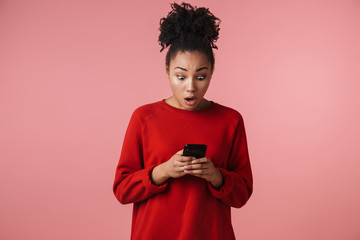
[210,169,223,189]
[151,163,169,185]
[158,163,170,179]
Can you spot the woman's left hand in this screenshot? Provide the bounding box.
[184,157,223,189]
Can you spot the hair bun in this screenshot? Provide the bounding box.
[159,2,221,52]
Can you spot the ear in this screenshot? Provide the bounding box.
[165,65,169,78]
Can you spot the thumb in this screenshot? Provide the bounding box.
[176,149,184,155]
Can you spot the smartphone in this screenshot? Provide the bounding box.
[183,144,207,159]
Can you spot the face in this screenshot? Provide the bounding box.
[166,50,212,111]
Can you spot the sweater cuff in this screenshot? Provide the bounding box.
[142,164,168,193]
[207,168,233,198]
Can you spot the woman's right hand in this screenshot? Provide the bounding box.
[151,149,195,185]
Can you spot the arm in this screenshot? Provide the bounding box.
[112,109,168,204]
[152,150,196,185]
[112,110,195,204]
[208,115,253,208]
[185,114,253,208]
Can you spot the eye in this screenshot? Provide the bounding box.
[176,75,185,80]
[197,75,206,80]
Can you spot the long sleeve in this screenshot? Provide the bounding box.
[113,101,253,240]
[207,114,253,208]
[112,109,168,204]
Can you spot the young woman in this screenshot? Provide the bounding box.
[113,3,253,240]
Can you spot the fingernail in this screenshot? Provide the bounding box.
[192,157,196,160]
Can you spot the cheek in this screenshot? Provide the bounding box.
[199,81,211,92]
[170,78,184,93]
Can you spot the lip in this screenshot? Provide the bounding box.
[184,96,197,107]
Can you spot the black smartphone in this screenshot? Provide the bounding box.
[183,144,207,159]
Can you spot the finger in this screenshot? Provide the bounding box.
[177,155,195,162]
[176,149,184,155]
[190,157,210,164]
[184,169,207,175]
[176,161,193,169]
[184,163,207,170]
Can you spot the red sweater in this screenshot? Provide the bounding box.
[113,100,253,240]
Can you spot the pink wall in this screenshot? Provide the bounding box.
[1,0,359,239]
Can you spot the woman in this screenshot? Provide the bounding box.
[113,2,253,240]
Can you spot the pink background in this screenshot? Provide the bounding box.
[1,0,359,239]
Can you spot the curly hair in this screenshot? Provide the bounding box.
[158,2,221,73]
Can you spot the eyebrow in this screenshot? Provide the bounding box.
[174,66,209,72]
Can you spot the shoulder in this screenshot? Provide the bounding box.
[212,102,244,122]
[212,102,247,134]
[130,100,163,120]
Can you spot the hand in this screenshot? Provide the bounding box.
[151,149,195,185]
[183,157,223,189]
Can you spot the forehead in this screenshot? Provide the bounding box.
[170,50,210,70]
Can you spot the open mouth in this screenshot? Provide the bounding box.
[184,97,197,106]
[185,97,196,102]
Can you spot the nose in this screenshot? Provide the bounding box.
[186,78,196,92]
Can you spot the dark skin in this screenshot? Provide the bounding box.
[151,150,223,188]
[151,50,223,188]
